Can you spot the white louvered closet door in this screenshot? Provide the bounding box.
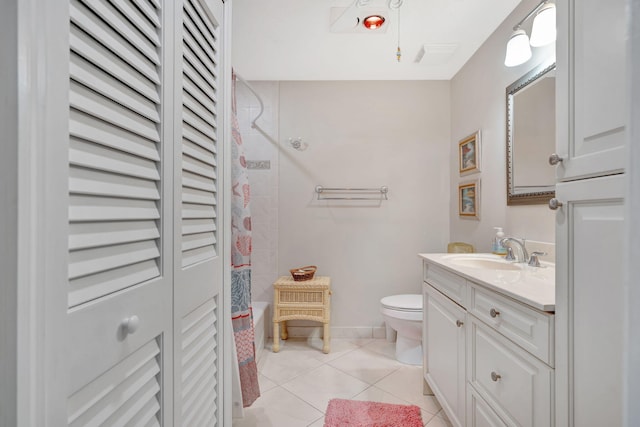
[173,1,225,425]
[66,0,174,425]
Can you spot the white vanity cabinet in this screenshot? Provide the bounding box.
[422,257,555,427]
[424,282,466,427]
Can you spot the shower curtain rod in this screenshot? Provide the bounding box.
[234,73,278,145]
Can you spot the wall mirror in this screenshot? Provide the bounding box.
[506,61,556,205]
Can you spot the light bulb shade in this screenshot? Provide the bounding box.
[530,3,556,47]
[504,29,532,67]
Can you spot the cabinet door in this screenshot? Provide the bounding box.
[173,0,226,425]
[555,0,627,181]
[467,387,508,427]
[424,284,466,427]
[555,174,625,426]
[67,0,173,424]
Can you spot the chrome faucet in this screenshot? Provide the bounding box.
[500,237,529,263]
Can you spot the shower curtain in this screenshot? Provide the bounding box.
[230,71,260,407]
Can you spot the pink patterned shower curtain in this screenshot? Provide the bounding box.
[231,71,260,407]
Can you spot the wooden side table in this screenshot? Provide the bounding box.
[272,276,331,353]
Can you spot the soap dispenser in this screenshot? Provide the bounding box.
[492,227,507,255]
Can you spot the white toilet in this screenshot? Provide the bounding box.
[380,294,423,365]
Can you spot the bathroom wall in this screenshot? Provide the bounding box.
[278,81,451,333]
[449,0,556,256]
[236,80,451,333]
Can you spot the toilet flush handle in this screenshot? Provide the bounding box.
[456,320,464,327]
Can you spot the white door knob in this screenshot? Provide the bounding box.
[122,315,140,335]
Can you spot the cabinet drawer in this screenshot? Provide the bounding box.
[469,283,554,366]
[423,261,467,306]
[467,386,508,427]
[468,318,554,427]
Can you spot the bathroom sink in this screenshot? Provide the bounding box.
[443,254,522,271]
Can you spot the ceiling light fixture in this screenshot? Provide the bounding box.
[362,14,385,30]
[504,1,556,67]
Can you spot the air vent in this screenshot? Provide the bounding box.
[414,44,458,65]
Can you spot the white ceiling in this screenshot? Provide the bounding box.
[231,0,523,81]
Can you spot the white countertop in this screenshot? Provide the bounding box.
[419,253,555,312]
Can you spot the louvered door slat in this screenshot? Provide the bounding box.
[110,0,161,47]
[147,0,160,10]
[183,377,217,427]
[69,167,160,200]
[182,37,218,96]
[69,196,160,222]
[183,105,216,139]
[183,18,216,73]
[183,122,218,152]
[69,240,160,280]
[183,155,216,179]
[69,221,159,251]
[68,339,161,427]
[70,138,160,181]
[68,260,159,307]
[132,0,161,28]
[184,73,215,110]
[183,139,216,166]
[182,187,216,206]
[183,170,216,192]
[181,297,219,425]
[70,110,159,161]
[71,82,160,142]
[184,89,216,124]
[75,0,160,66]
[121,397,161,427]
[183,44,216,94]
[71,0,159,84]
[183,0,217,54]
[179,0,219,268]
[102,376,161,426]
[71,55,160,123]
[182,218,216,236]
[69,0,163,308]
[70,27,159,103]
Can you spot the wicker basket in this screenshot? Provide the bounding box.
[289,265,317,281]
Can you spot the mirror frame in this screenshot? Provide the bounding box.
[506,60,556,205]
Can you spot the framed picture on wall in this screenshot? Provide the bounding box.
[458,131,481,175]
[458,179,480,219]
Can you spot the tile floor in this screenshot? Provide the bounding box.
[232,337,453,427]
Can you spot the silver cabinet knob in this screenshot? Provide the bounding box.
[122,315,140,335]
[548,153,564,165]
[491,371,502,382]
[490,308,500,318]
[456,320,464,327]
[549,198,563,210]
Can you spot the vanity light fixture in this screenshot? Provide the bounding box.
[530,3,556,47]
[504,1,556,67]
[505,29,532,67]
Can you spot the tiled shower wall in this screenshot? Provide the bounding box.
[235,81,280,303]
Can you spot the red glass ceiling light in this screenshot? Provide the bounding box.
[362,15,385,30]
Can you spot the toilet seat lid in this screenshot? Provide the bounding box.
[380,294,422,311]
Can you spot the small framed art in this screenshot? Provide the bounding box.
[458,180,480,219]
[458,131,481,175]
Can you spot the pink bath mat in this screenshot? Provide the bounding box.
[323,398,423,427]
